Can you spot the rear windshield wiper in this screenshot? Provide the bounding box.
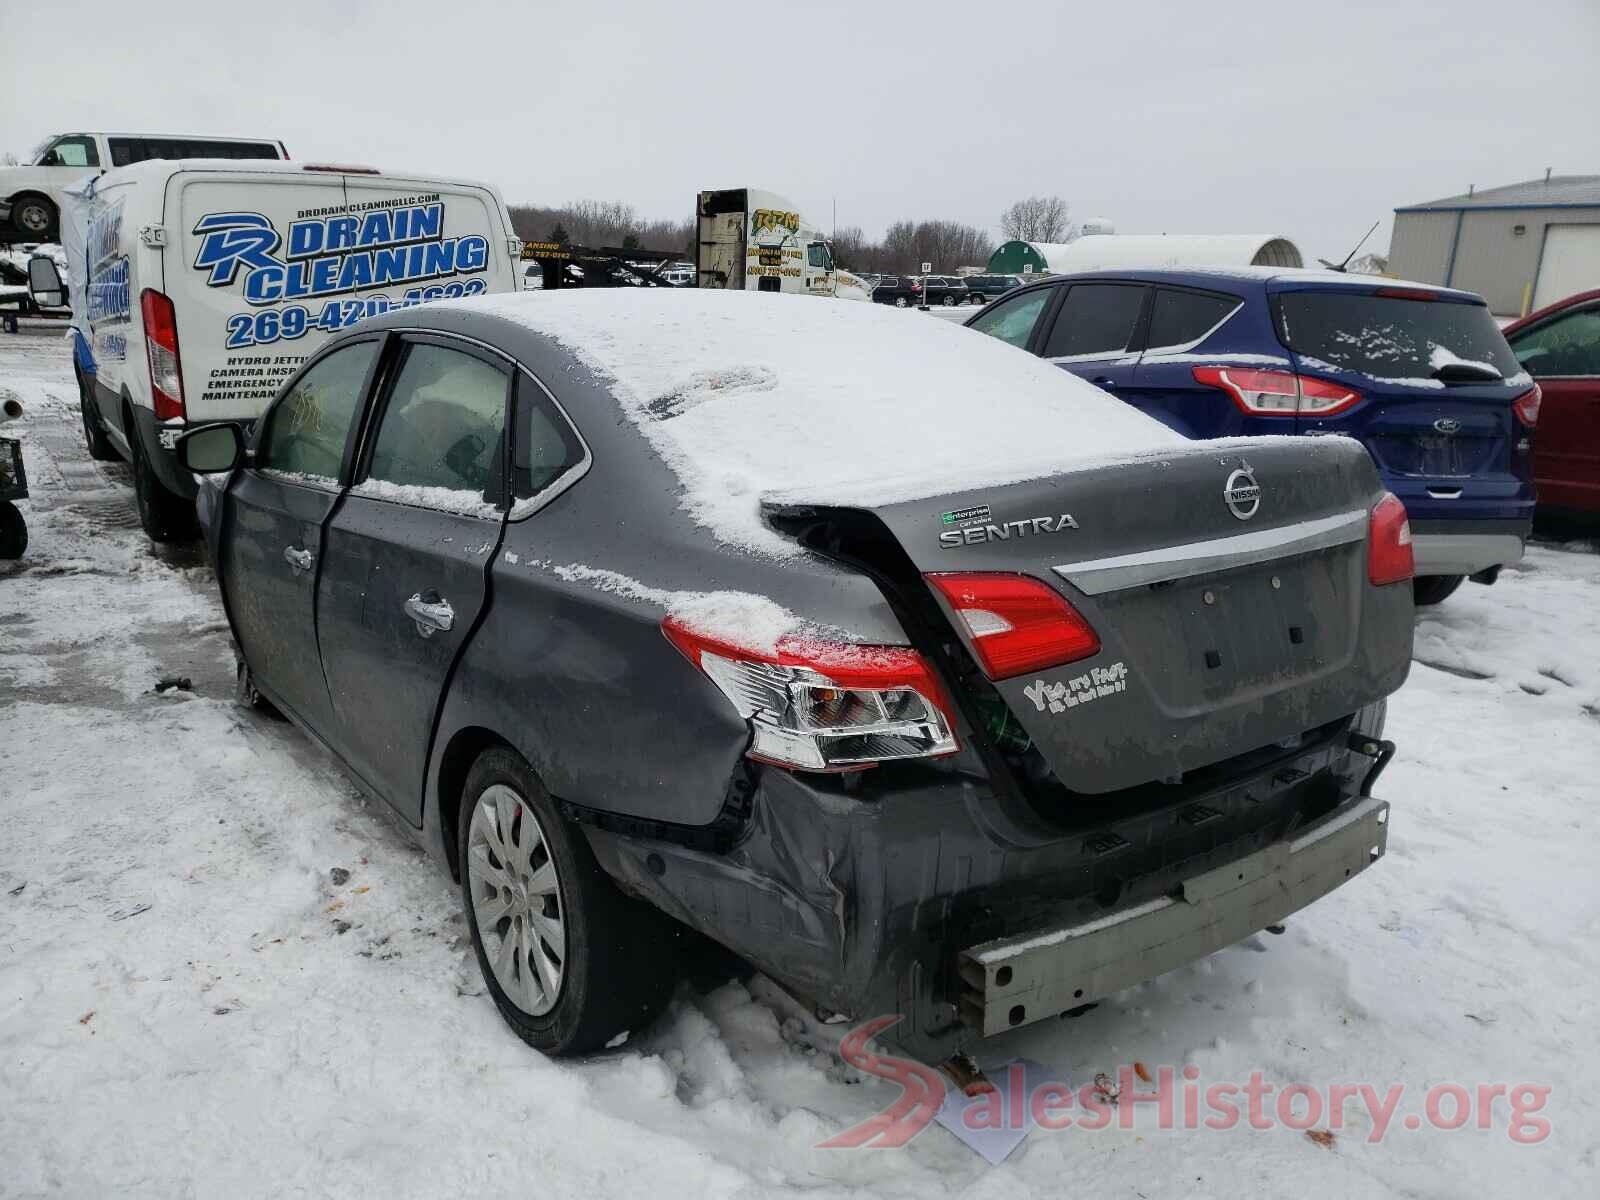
[1430,361,1503,384]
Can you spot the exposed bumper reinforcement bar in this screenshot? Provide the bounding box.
[958,795,1390,1037]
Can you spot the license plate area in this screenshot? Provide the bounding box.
[1105,544,1358,711]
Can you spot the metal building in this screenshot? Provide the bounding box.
[987,233,1302,276]
[1388,175,1600,317]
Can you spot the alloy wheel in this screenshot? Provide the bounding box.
[467,783,566,1016]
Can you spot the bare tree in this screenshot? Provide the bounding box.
[1000,195,1070,243]
[507,200,692,256]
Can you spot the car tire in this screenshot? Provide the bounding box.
[10,193,58,241]
[943,295,957,306]
[894,296,909,308]
[458,747,677,1055]
[130,420,197,543]
[1412,574,1465,606]
[0,501,26,560]
[76,368,117,462]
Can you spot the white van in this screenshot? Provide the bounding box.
[2,132,287,241]
[47,160,521,541]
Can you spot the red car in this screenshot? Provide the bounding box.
[1504,289,1600,515]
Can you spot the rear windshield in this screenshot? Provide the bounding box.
[1273,290,1520,381]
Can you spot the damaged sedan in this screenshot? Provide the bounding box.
[178,289,1413,1058]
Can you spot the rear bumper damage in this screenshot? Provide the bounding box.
[958,794,1388,1037]
[583,711,1394,1060]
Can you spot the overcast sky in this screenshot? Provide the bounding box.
[4,0,1596,263]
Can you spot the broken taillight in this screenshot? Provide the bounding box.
[140,288,185,421]
[1368,493,1415,586]
[924,572,1100,680]
[662,618,959,771]
[1192,365,1361,417]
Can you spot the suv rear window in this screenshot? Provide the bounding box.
[1273,290,1520,380]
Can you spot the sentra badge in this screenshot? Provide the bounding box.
[939,510,1078,547]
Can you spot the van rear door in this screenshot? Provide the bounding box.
[168,166,518,424]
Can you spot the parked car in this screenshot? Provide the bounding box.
[1503,289,1600,517]
[964,273,1025,303]
[521,262,546,291]
[40,158,520,544]
[967,268,1538,605]
[1,131,286,241]
[871,274,918,306]
[918,274,970,306]
[178,289,1411,1059]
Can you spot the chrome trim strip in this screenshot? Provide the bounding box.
[1053,508,1367,595]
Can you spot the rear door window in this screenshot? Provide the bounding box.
[512,373,587,510]
[1146,288,1241,351]
[108,138,144,166]
[1040,283,1148,359]
[1509,305,1600,378]
[968,286,1053,349]
[258,341,380,483]
[363,342,510,509]
[1273,290,1520,379]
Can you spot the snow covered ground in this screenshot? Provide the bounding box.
[2,323,1597,1197]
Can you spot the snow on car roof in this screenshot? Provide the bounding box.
[464,289,1183,556]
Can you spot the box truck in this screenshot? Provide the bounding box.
[695,188,871,301]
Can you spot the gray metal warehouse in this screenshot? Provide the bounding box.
[1387,175,1600,317]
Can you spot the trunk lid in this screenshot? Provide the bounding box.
[771,436,1411,794]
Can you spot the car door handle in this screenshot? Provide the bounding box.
[404,591,455,638]
[1092,376,1119,390]
[283,546,314,573]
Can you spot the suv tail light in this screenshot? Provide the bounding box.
[1512,383,1541,428]
[662,618,959,772]
[924,573,1100,680]
[1368,493,1414,586]
[140,288,185,421]
[1192,366,1361,417]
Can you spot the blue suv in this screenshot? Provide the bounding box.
[965,268,1539,605]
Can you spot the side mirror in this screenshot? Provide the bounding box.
[177,423,244,473]
[27,256,67,309]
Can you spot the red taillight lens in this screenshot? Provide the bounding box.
[140,288,184,421]
[1512,383,1541,428]
[662,617,959,771]
[924,572,1100,680]
[1192,366,1361,417]
[1368,493,1414,587]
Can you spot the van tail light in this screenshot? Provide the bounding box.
[140,289,185,421]
[1192,366,1361,417]
[924,573,1101,680]
[662,618,959,772]
[1512,383,1541,428]
[1368,493,1415,586]
[1374,286,1439,301]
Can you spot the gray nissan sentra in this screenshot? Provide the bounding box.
[179,289,1413,1059]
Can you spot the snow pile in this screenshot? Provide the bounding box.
[535,561,814,654]
[1428,344,1501,377]
[464,289,1183,555]
[348,477,502,519]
